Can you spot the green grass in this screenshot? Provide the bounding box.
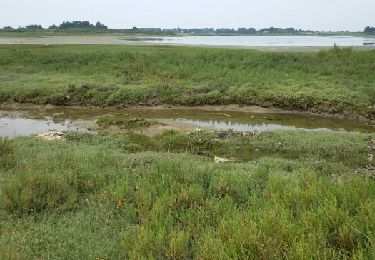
[1,130,375,258]
[1,43,375,258]
[65,130,372,167]
[0,45,374,119]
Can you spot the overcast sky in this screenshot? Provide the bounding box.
[0,0,374,31]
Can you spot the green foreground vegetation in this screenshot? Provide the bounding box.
[1,129,375,259]
[1,43,375,258]
[0,45,374,119]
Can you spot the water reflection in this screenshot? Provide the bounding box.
[145,36,375,47]
[0,117,87,137]
[0,106,374,137]
[172,118,346,132]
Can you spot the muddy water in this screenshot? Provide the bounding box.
[0,106,374,137]
[0,116,88,137]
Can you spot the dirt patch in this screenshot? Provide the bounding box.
[2,103,374,123]
[134,104,284,114]
[38,130,64,141]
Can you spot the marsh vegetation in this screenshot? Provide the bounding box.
[1,129,375,259]
[0,44,375,259]
[0,45,374,119]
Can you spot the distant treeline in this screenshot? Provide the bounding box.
[160,27,313,35]
[50,21,107,30]
[364,26,375,35]
[131,26,323,36]
[1,21,375,35]
[133,26,375,35]
[1,21,108,31]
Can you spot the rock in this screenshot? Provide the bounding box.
[368,139,375,163]
[38,130,64,141]
[214,156,231,164]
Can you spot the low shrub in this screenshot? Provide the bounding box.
[2,173,77,215]
[0,139,16,169]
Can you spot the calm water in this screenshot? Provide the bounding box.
[0,117,87,137]
[146,36,375,47]
[168,119,335,133]
[0,106,373,137]
[1,36,375,48]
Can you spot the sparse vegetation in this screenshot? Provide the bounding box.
[97,116,156,129]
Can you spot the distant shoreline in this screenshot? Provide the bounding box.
[0,35,375,51]
[0,32,371,38]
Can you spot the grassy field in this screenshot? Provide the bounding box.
[0,45,374,119]
[1,129,375,259]
[1,43,375,258]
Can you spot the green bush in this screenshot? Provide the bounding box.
[2,173,77,214]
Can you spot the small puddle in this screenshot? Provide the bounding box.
[0,116,88,137]
[0,106,374,137]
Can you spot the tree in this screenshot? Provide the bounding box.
[57,21,104,29]
[238,28,257,35]
[25,24,43,30]
[215,28,236,34]
[364,26,375,34]
[95,21,108,29]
